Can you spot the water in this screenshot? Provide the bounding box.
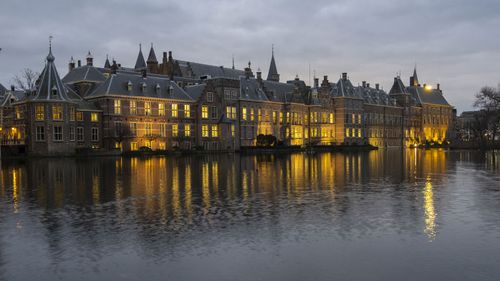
[1,149,500,281]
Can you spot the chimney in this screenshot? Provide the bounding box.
[86,51,93,66]
[367,83,370,88]
[168,51,173,62]
[321,75,329,87]
[111,60,118,74]
[342,72,347,80]
[256,68,262,81]
[68,57,75,72]
[437,83,440,90]
[162,52,168,63]
[77,60,81,67]
[314,77,319,88]
[375,83,380,90]
[362,81,366,88]
[409,76,414,86]
[141,68,147,78]
[10,85,15,91]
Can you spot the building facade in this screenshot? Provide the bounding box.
[0,44,455,155]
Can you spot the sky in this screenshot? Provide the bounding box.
[1,0,500,113]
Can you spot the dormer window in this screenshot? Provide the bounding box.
[127,81,133,91]
[155,84,161,94]
[169,85,174,96]
[51,85,57,96]
[141,83,147,92]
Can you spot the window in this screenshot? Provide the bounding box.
[69,126,75,141]
[114,100,121,115]
[211,125,218,138]
[171,103,178,117]
[130,123,137,136]
[227,106,236,119]
[172,124,178,137]
[36,126,45,141]
[77,127,84,141]
[91,127,99,141]
[272,111,277,123]
[52,105,63,120]
[184,124,191,137]
[160,123,166,137]
[53,126,63,141]
[145,123,153,135]
[202,105,208,119]
[329,113,334,124]
[231,124,235,137]
[35,105,44,121]
[144,102,151,115]
[207,92,214,102]
[69,107,75,121]
[158,103,165,116]
[130,101,137,115]
[279,112,283,124]
[250,108,255,121]
[211,106,217,119]
[202,125,209,137]
[258,109,262,121]
[184,104,191,118]
[346,128,350,138]
[91,112,98,122]
[76,111,83,121]
[224,89,231,100]
[231,107,237,119]
[242,107,247,121]
[131,142,138,151]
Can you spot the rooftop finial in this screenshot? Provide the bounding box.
[47,35,55,62]
[49,35,53,52]
[232,54,235,69]
[272,44,274,57]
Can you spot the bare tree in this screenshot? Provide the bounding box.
[12,68,39,91]
[111,124,133,149]
[473,86,500,146]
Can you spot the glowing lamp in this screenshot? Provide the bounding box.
[424,85,433,91]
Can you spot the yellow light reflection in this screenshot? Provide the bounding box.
[423,176,436,240]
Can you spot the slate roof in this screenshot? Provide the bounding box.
[177,60,245,79]
[31,49,82,102]
[86,72,194,101]
[239,77,270,102]
[357,86,393,105]
[331,77,361,99]
[134,45,146,70]
[184,84,206,100]
[267,52,278,81]
[0,83,6,96]
[261,79,294,103]
[147,44,157,63]
[62,65,107,84]
[407,86,450,106]
[388,76,408,95]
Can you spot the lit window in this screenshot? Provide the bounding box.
[131,142,138,151]
[114,100,121,115]
[130,123,137,136]
[171,103,178,117]
[211,125,218,138]
[226,106,232,119]
[242,107,247,121]
[279,112,283,124]
[231,107,237,119]
[184,124,191,137]
[158,103,165,116]
[202,125,209,137]
[76,111,83,121]
[53,125,63,141]
[144,102,151,115]
[272,111,277,123]
[258,109,262,121]
[172,124,178,137]
[329,113,334,124]
[145,123,153,135]
[346,128,350,138]
[202,106,208,119]
[250,108,255,121]
[52,105,63,120]
[91,112,98,122]
[130,101,137,115]
[231,124,235,137]
[35,105,44,121]
[184,104,191,118]
[160,123,166,137]
[69,107,75,121]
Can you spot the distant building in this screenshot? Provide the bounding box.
[0,44,455,155]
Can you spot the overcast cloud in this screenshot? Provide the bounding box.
[1,0,500,112]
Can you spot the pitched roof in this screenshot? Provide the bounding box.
[31,48,80,102]
[134,45,146,70]
[357,85,393,105]
[331,77,361,99]
[388,76,408,95]
[62,65,106,84]
[177,60,245,79]
[0,83,6,96]
[86,72,194,101]
[147,44,157,63]
[239,77,270,102]
[104,56,111,68]
[407,86,450,106]
[261,79,294,103]
[266,50,279,81]
[184,84,206,100]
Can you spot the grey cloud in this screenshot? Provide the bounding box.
[1,0,499,112]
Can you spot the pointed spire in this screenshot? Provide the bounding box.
[267,44,279,82]
[232,54,235,70]
[104,54,111,68]
[147,42,157,63]
[412,64,419,85]
[34,38,71,101]
[134,43,146,70]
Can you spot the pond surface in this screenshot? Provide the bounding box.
[1,149,500,281]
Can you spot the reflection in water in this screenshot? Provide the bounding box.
[1,149,500,280]
[424,176,436,240]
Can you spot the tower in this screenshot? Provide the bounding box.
[266,45,280,82]
[134,44,146,70]
[147,43,159,73]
